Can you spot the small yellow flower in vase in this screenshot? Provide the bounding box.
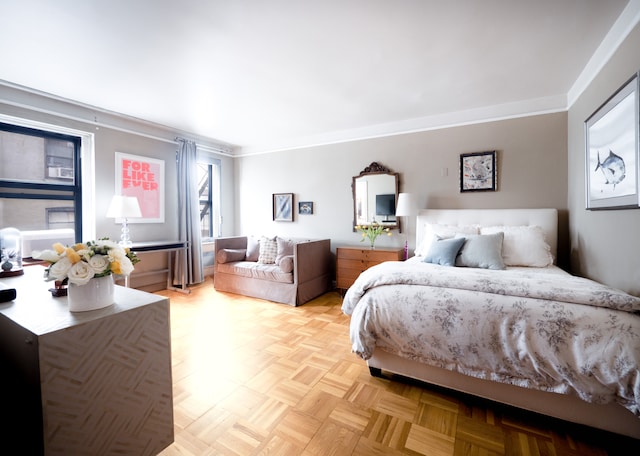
[355,222,392,249]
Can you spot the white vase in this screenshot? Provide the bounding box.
[67,275,115,312]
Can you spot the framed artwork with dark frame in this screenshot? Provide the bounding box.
[585,73,639,210]
[460,150,497,192]
[273,193,294,221]
[298,201,313,215]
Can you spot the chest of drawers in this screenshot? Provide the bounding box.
[336,246,404,290]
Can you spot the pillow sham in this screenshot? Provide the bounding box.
[217,248,246,264]
[275,237,295,264]
[455,232,505,270]
[414,223,479,257]
[423,236,466,266]
[246,236,260,262]
[480,225,553,267]
[258,236,278,264]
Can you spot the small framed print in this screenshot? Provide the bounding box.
[298,201,313,215]
[273,193,294,221]
[460,150,497,192]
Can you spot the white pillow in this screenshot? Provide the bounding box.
[258,236,278,264]
[415,223,479,257]
[480,225,553,267]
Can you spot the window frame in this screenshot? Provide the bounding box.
[0,120,86,243]
[197,152,222,240]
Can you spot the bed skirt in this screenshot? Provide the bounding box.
[367,348,640,440]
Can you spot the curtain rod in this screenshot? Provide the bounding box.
[175,136,234,156]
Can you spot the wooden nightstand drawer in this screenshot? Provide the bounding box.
[336,258,381,270]
[336,246,404,290]
[338,248,400,262]
[336,267,363,289]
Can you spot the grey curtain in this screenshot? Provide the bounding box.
[176,139,204,286]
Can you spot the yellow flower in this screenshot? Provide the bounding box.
[111,260,123,275]
[65,247,81,264]
[356,221,393,247]
[52,242,66,254]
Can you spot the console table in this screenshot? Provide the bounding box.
[131,240,190,294]
[0,266,174,455]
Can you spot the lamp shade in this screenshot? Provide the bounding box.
[106,195,142,219]
[395,193,417,217]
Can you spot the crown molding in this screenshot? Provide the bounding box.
[236,95,567,156]
[567,0,640,107]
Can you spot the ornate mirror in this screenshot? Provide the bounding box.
[352,162,399,230]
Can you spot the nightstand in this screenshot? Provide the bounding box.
[336,246,404,291]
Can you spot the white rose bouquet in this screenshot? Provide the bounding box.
[32,238,140,286]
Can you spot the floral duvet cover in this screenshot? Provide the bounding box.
[342,260,640,416]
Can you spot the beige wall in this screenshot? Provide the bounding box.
[568,22,640,296]
[0,86,235,243]
[236,112,569,267]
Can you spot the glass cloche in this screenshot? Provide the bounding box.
[0,227,24,277]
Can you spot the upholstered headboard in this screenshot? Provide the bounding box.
[416,208,558,260]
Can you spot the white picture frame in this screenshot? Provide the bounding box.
[585,73,639,210]
[273,193,293,222]
[115,152,165,223]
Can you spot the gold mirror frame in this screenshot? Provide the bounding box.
[352,162,400,231]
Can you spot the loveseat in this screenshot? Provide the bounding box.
[213,236,332,306]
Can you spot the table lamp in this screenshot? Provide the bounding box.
[107,195,142,246]
[395,193,417,260]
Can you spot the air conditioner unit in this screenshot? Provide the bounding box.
[48,167,74,179]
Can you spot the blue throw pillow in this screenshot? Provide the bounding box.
[423,236,466,266]
[455,232,506,270]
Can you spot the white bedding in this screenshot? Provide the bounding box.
[342,260,640,417]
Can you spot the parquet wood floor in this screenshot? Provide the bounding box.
[157,278,638,456]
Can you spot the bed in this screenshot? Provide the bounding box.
[342,208,640,439]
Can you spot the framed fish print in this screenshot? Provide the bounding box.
[273,193,294,221]
[460,150,497,192]
[585,73,639,210]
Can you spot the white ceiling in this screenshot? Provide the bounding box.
[1,1,638,155]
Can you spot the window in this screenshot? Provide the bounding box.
[46,207,75,229]
[197,154,221,239]
[0,122,82,247]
